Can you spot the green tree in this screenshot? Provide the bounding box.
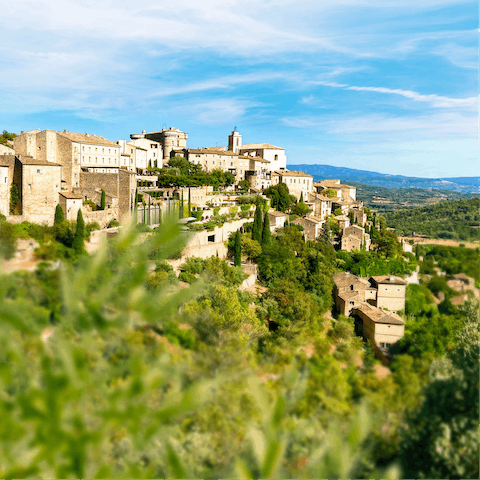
[54,204,65,225]
[252,205,263,243]
[0,130,17,146]
[323,188,337,198]
[234,230,241,266]
[299,191,304,203]
[100,189,106,210]
[72,209,85,254]
[291,202,311,216]
[262,212,272,245]
[9,183,19,214]
[399,302,479,479]
[238,179,250,191]
[264,183,294,212]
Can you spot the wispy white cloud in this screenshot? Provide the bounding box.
[311,81,477,109]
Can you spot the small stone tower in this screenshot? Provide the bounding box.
[228,129,242,154]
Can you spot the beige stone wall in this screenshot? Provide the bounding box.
[376,284,406,311]
[82,208,118,228]
[292,217,321,242]
[79,171,119,198]
[118,169,137,221]
[374,323,405,344]
[0,165,10,216]
[341,234,362,252]
[280,175,313,200]
[0,145,14,155]
[59,197,83,221]
[13,132,37,157]
[20,163,61,224]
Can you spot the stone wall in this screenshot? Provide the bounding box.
[82,208,117,228]
[118,169,137,221]
[0,145,14,155]
[20,163,61,224]
[0,165,10,216]
[79,171,119,198]
[376,284,406,312]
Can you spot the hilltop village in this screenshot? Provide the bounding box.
[0,126,478,367]
[0,127,478,479]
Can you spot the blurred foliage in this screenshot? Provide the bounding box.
[0,209,477,478]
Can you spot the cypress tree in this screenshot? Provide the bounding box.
[299,191,304,203]
[188,188,191,217]
[54,204,65,225]
[234,230,242,266]
[100,189,106,210]
[252,205,262,243]
[72,209,85,254]
[262,212,271,245]
[179,191,184,219]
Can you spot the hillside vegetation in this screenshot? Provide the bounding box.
[352,182,476,212]
[382,198,480,241]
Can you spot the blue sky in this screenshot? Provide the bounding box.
[0,0,477,177]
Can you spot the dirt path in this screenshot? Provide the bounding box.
[399,236,479,249]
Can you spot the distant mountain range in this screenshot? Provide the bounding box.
[287,164,479,194]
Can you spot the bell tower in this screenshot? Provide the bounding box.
[228,128,242,154]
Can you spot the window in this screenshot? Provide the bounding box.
[37,169,42,174]
[274,154,278,161]
[102,148,104,153]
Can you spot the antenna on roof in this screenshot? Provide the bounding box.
[234,125,237,131]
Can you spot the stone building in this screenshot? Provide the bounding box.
[370,275,407,312]
[275,169,313,201]
[121,137,158,170]
[292,215,323,242]
[131,128,188,161]
[333,272,406,315]
[0,144,15,155]
[333,272,377,316]
[314,179,356,201]
[13,156,62,223]
[117,140,148,172]
[268,210,288,231]
[341,225,371,252]
[59,192,83,221]
[353,303,405,350]
[0,155,14,216]
[307,192,332,219]
[13,130,121,190]
[226,129,287,171]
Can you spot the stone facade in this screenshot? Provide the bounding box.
[118,169,137,221]
[370,275,407,312]
[307,192,332,219]
[341,225,371,252]
[0,144,14,155]
[127,135,163,169]
[15,156,62,224]
[131,128,187,161]
[333,272,406,315]
[353,303,405,350]
[0,155,14,216]
[268,210,288,231]
[276,169,313,200]
[292,215,323,242]
[59,192,83,221]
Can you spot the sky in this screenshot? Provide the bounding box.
[0,0,477,178]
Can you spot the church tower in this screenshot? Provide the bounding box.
[228,129,242,154]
